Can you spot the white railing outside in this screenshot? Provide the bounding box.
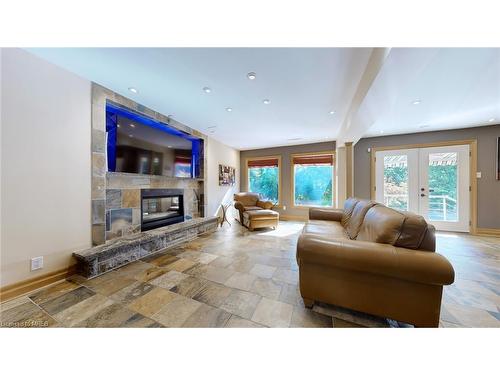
[384,194,457,221]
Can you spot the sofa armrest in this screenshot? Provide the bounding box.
[296,234,454,286]
[257,200,275,210]
[234,201,245,212]
[309,208,343,221]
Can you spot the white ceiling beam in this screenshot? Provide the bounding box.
[336,48,392,146]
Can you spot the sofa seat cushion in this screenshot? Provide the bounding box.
[243,206,262,211]
[344,199,378,240]
[303,220,348,239]
[243,209,279,220]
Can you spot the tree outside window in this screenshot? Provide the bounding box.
[247,157,280,203]
[293,153,334,207]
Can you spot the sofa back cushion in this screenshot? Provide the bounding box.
[395,211,434,251]
[357,205,405,244]
[234,192,259,207]
[345,199,378,239]
[341,197,359,228]
[357,205,435,251]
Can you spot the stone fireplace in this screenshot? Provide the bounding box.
[91,83,207,245]
[75,83,217,279]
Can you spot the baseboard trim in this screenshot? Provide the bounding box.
[475,228,500,237]
[0,265,77,302]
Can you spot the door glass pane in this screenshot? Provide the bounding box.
[383,155,409,211]
[428,152,458,221]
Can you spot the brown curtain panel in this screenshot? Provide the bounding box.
[247,158,279,168]
[292,154,333,165]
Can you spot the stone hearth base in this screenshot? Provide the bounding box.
[73,217,218,279]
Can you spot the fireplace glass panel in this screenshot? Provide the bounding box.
[142,196,181,224]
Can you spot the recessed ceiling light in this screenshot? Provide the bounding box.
[117,124,121,128]
[412,100,421,105]
[329,110,336,115]
[130,124,135,128]
[128,87,138,94]
[226,107,233,112]
[489,118,495,122]
[129,134,134,138]
[380,130,384,134]
[203,87,211,93]
[247,72,256,80]
[419,125,430,128]
[287,137,303,141]
[167,145,172,148]
[263,99,270,105]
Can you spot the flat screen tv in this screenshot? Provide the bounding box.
[105,104,203,178]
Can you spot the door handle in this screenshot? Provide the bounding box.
[420,193,426,197]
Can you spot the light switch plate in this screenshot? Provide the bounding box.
[31,256,43,271]
[476,172,482,178]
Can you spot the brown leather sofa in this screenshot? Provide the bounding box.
[296,197,455,327]
[234,192,278,230]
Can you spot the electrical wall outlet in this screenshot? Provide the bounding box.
[283,205,287,210]
[31,256,43,271]
[476,172,482,178]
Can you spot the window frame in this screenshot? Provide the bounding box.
[290,151,336,209]
[244,155,282,206]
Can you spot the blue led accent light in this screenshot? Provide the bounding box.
[106,111,118,172]
[105,102,202,178]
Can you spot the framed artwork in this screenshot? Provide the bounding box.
[219,164,236,186]
[497,137,500,180]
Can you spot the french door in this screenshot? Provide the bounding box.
[375,144,470,232]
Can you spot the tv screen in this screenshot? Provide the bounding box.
[106,104,202,178]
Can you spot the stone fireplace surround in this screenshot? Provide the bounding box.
[75,84,216,278]
[90,83,208,246]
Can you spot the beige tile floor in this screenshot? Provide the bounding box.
[1,221,499,328]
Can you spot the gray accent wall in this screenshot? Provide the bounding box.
[354,124,500,229]
[240,141,335,219]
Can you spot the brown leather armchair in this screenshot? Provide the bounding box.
[296,197,455,327]
[233,192,274,222]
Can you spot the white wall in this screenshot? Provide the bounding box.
[1,49,92,287]
[206,137,240,219]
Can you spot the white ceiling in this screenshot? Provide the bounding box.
[26,48,372,150]
[362,48,500,137]
[26,48,500,149]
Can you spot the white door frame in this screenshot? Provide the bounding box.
[371,141,476,233]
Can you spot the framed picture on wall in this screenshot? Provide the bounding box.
[497,137,500,180]
[219,164,236,186]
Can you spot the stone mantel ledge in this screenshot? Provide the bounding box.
[107,171,204,182]
[74,217,218,279]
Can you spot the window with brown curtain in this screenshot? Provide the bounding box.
[292,153,334,207]
[246,157,280,203]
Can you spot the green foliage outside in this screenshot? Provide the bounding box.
[384,164,457,220]
[249,167,279,202]
[294,165,333,206]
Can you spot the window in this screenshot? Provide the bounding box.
[292,153,334,207]
[246,157,280,203]
[174,155,192,178]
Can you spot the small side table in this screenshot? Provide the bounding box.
[219,203,232,227]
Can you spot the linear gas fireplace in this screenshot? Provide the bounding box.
[141,189,184,231]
